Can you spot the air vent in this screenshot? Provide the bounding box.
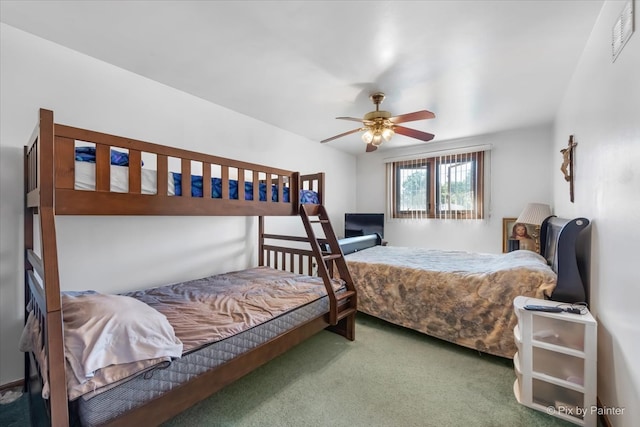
[612,0,634,62]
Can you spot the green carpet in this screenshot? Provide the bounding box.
[0,389,28,427]
[0,314,577,426]
[162,314,575,427]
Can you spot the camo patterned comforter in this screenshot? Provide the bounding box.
[345,246,557,358]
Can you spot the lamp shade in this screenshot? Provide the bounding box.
[516,203,552,225]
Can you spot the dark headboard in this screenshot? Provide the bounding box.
[539,216,591,304]
[335,234,381,255]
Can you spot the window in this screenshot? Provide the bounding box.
[389,150,485,219]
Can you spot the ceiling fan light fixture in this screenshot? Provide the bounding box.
[382,127,394,142]
[363,123,393,146]
[362,129,374,144]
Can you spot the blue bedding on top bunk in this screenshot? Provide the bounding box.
[75,147,319,204]
[75,146,138,166]
[172,173,319,203]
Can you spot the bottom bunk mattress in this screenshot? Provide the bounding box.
[23,266,344,426]
[75,295,334,426]
[344,246,557,358]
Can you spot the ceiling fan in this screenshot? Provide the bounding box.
[321,92,436,152]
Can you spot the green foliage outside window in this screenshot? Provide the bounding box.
[392,151,484,219]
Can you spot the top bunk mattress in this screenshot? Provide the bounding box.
[73,160,320,203]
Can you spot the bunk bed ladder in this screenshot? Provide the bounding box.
[300,204,356,339]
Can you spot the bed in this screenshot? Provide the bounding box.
[71,146,321,204]
[22,109,357,426]
[338,216,590,359]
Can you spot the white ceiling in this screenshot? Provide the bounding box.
[1,0,604,155]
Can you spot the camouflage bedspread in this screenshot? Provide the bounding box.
[345,246,557,358]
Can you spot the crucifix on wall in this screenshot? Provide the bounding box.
[560,135,578,202]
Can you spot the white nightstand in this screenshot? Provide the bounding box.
[513,296,597,426]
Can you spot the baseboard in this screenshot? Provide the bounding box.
[0,379,24,392]
[597,397,613,427]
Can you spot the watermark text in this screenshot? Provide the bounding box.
[546,404,625,417]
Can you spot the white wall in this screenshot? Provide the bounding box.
[554,1,640,425]
[355,125,553,252]
[3,4,638,424]
[0,24,356,385]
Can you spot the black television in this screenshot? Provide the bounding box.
[345,213,384,239]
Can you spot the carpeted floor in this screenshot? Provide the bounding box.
[163,314,576,427]
[1,314,578,426]
[0,388,28,427]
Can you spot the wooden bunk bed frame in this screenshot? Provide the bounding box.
[23,109,356,426]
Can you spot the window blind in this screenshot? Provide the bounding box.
[385,145,490,220]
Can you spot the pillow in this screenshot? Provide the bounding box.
[75,146,134,166]
[61,292,183,384]
[300,189,319,204]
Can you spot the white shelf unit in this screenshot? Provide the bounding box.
[513,296,597,426]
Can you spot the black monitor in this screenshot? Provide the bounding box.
[344,213,384,239]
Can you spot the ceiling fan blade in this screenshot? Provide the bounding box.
[394,125,435,142]
[389,110,436,124]
[336,116,376,126]
[366,143,378,153]
[336,117,365,123]
[320,128,362,143]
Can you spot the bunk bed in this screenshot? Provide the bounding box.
[22,109,357,427]
[336,216,590,359]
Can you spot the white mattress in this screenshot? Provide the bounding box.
[74,161,176,195]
